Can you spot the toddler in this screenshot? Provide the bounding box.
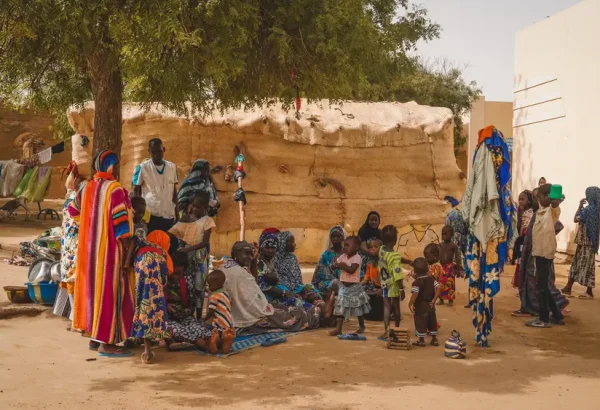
[409,257,441,347]
[362,239,382,294]
[131,196,148,240]
[329,236,371,336]
[169,191,216,317]
[205,270,236,354]
[438,226,463,306]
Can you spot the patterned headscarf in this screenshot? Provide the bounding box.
[259,228,280,250]
[93,150,119,175]
[328,225,346,248]
[146,230,174,274]
[178,159,219,214]
[580,186,600,253]
[231,240,254,260]
[274,231,303,291]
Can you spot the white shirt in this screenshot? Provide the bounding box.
[132,159,178,219]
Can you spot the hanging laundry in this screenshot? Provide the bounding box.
[37,147,52,164]
[13,168,35,197]
[23,167,40,202]
[1,161,26,197]
[51,141,65,154]
[31,167,53,203]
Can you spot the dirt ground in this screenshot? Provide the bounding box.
[1,220,599,410]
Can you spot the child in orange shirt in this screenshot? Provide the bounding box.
[362,239,382,294]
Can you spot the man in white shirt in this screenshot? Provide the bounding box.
[133,138,178,233]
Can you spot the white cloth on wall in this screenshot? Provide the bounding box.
[1,161,26,197]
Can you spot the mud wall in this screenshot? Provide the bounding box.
[68,100,465,262]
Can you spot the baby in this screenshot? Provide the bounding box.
[205,270,236,354]
[409,257,441,347]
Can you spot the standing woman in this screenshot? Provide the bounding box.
[358,212,382,280]
[177,159,220,216]
[53,162,84,320]
[68,151,135,357]
[562,186,600,299]
[130,231,174,363]
[312,225,346,299]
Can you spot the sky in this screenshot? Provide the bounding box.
[415,0,583,101]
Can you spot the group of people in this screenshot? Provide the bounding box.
[53,131,597,360]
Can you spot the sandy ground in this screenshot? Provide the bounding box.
[1,220,600,410]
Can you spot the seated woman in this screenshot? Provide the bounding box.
[223,241,327,334]
[255,228,311,309]
[164,250,213,351]
[274,231,323,307]
[312,225,345,300]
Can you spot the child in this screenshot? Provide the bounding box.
[512,190,534,265]
[424,243,444,281]
[329,236,371,336]
[562,186,600,299]
[379,225,412,339]
[131,196,148,240]
[409,257,441,347]
[362,239,382,294]
[528,184,565,328]
[205,270,236,354]
[439,226,463,306]
[169,191,216,318]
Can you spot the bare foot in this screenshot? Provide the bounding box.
[355,327,365,334]
[141,351,155,364]
[221,329,235,354]
[329,329,342,336]
[207,333,219,355]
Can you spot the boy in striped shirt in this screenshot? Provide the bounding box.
[205,270,236,354]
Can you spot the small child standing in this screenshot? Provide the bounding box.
[169,191,216,318]
[409,257,441,347]
[362,239,382,294]
[424,243,444,281]
[329,236,371,336]
[131,196,148,240]
[379,225,412,339]
[528,184,565,328]
[439,226,463,306]
[205,270,236,354]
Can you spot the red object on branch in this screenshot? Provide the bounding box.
[296,96,301,112]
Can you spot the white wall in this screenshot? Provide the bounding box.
[513,0,600,252]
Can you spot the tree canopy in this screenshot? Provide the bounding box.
[0,0,479,155]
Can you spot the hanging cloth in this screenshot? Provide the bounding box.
[13,168,34,197]
[1,161,26,197]
[37,148,52,164]
[31,167,53,203]
[51,141,65,154]
[23,167,40,202]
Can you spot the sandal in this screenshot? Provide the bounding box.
[430,339,439,346]
[526,319,551,328]
[412,341,426,347]
[337,333,367,341]
[88,341,100,351]
[98,347,133,357]
[578,293,594,300]
[511,310,533,317]
[141,351,155,364]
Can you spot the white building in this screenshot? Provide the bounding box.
[513,0,600,253]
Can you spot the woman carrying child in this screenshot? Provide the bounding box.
[169,191,215,317]
[274,231,324,307]
[312,225,346,299]
[256,228,310,308]
[329,236,371,336]
[562,186,600,299]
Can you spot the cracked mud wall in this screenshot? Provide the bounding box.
[68,100,465,262]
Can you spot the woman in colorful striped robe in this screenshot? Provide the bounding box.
[68,150,135,357]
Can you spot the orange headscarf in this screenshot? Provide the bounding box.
[146,230,174,274]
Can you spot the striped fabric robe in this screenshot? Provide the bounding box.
[68,172,134,344]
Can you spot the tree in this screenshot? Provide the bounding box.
[0,1,475,155]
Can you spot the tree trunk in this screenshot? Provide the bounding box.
[88,55,123,157]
